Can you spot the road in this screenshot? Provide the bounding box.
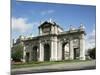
[11,60,96,75]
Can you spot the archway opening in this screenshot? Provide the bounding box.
[62,42,69,60]
[74,48,80,59]
[73,39,80,59]
[32,46,38,61]
[26,52,30,62]
[44,44,51,61]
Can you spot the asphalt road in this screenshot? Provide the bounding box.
[11,60,96,75]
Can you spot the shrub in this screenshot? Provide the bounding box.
[11,44,23,62]
[88,47,96,59]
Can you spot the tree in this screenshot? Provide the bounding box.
[88,47,96,59]
[11,44,23,62]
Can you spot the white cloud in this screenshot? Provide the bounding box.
[41,10,55,15]
[86,29,95,50]
[12,17,32,33]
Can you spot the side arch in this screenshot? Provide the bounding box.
[32,46,38,61]
[62,42,70,60]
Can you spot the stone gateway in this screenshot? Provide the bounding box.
[13,20,86,62]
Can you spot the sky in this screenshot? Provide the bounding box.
[11,0,96,49]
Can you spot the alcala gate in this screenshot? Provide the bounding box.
[13,20,86,62]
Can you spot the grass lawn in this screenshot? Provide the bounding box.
[11,60,91,69]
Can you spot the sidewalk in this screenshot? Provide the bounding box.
[11,60,96,75]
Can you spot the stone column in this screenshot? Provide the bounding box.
[37,48,39,61]
[50,37,58,61]
[22,46,26,63]
[79,34,85,60]
[54,40,58,61]
[69,38,74,60]
[50,41,54,61]
[29,50,32,62]
[57,41,62,61]
[39,42,44,61]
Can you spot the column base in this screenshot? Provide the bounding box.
[50,57,58,61]
[38,58,44,62]
[69,56,74,60]
[79,56,85,60]
[22,59,26,63]
[69,58,74,60]
[56,57,62,61]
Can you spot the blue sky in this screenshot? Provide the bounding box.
[12,0,96,49]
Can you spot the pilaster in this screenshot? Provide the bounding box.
[79,34,85,60]
[69,38,74,60]
[57,40,62,61]
[50,37,58,61]
[22,46,26,63]
[39,42,44,61]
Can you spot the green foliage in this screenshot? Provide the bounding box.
[88,47,96,59]
[11,44,23,62]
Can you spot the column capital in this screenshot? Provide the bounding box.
[69,37,73,41]
[79,34,85,39]
[39,40,42,43]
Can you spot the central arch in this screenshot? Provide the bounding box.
[44,44,51,61]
